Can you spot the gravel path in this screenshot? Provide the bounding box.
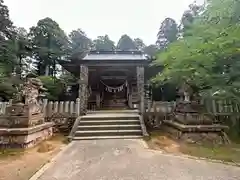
[35,139,240,180]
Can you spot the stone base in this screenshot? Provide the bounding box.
[0,113,44,128]
[162,120,230,144]
[174,113,213,125]
[0,122,53,149]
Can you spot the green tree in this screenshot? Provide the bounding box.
[117,34,137,50]
[179,2,204,37]
[153,0,240,101]
[29,17,69,76]
[93,35,115,51]
[143,44,158,57]
[38,76,65,101]
[0,0,15,74]
[9,27,32,78]
[0,0,12,39]
[0,0,24,100]
[134,38,146,50]
[69,29,92,58]
[156,18,178,49]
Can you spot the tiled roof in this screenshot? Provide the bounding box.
[83,51,149,60]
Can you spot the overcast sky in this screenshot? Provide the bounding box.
[5,0,202,45]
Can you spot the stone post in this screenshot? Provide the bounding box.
[96,93,101,109]
[76,98,80,116]
[9,99,13,106]
[43,99,48,117]
[48,101,53,117]
[54,101,59,113]
[0,102,3,114]
[70,101,74,114]
[59,101,64,113]
[2,102,6,114]
[64,101,69,113]
[137,66,145,114]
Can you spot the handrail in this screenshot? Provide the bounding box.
[139,114,149,137]
[68,116,82,141]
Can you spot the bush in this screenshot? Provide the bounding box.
[38,76,65,101]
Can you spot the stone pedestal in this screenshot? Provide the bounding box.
[0,123,53,148]
[0,103,53,149]
[163,101,230,144]
[174,101,213,125]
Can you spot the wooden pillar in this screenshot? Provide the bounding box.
[85,66,89,112]
[128,83,133,108]
[137,66,145,114]
[79,65,88,115]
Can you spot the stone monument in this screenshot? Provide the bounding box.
[164,82,230,144]
[0,77,53,148]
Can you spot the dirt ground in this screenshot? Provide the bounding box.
[0,135,67,180]
[145,131,240,164]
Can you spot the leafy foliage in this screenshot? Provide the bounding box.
[0,0,12,38]
[134,38,146,50]
[143,44,158,57]
[153,0,240,100]
[69,29,92,58]
[38,76,65,101]
[29,17,69,76]
[156,18,178,49]
[117,34,137,50]
[179,2,204,36]
[93,35,115,51]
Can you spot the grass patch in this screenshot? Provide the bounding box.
[180,143,240,164]
[0,134,68,158]
[49,133,69,144]
[146,130,240,164]
[0,148,25,159]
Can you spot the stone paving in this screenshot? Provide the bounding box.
[36,139,240,180]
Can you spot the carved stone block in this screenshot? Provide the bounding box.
[0,123,53,148]
[6,103,30,117]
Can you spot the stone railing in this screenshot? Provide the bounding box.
[146,101,176,114]
[0,100,12,115]
[144,101,176,129]
[0,99,81,118]
[43,98,81,118]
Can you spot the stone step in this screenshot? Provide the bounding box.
[75,129,142,137]
[87,110,139,114]
[79,120,140,126]
[81,115,139,121]
[72,135,142,140]
[77,124,141,131]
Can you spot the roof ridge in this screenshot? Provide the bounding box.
[89,50,143,55]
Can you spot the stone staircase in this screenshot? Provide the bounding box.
[69,110,147,140]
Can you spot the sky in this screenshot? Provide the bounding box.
[5,0,202,45]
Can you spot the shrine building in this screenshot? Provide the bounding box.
[59,50,151,114]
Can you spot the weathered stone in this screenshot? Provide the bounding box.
[162,97,230,144]
[0,77,53,148]
[163,120,229,144]
[0,122,53,148]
